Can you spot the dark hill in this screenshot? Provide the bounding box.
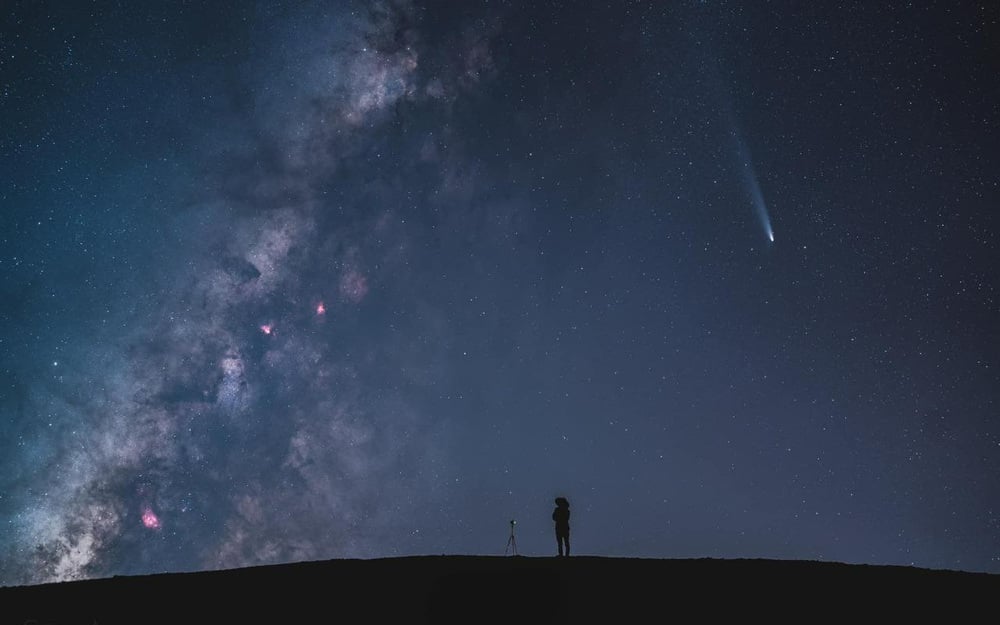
[2,556,997,624]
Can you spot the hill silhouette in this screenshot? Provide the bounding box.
[2,555,997,623]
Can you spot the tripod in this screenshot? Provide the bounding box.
[504,519,518,556]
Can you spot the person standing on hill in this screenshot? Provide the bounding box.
[552,497,570,557]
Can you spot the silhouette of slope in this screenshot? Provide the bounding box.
[2,556,997,624]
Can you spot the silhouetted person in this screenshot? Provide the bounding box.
[552,497,570,556]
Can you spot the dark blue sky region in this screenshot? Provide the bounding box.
[2,1,998,584]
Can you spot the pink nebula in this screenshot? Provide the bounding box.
[142,508,161,530]
[316,302,326,315]
[260,323,274,335]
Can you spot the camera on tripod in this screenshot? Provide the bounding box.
[505,519,518,555]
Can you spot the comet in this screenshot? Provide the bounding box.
[735,136,774,244]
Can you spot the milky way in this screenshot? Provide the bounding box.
[2,0,499,583]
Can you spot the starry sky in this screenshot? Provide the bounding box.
[2,1,998,584]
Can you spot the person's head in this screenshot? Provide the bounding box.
[555,497,569,508]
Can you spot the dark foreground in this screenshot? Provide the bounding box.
[2,555,997,624]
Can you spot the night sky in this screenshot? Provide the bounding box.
[2,1,998,585]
